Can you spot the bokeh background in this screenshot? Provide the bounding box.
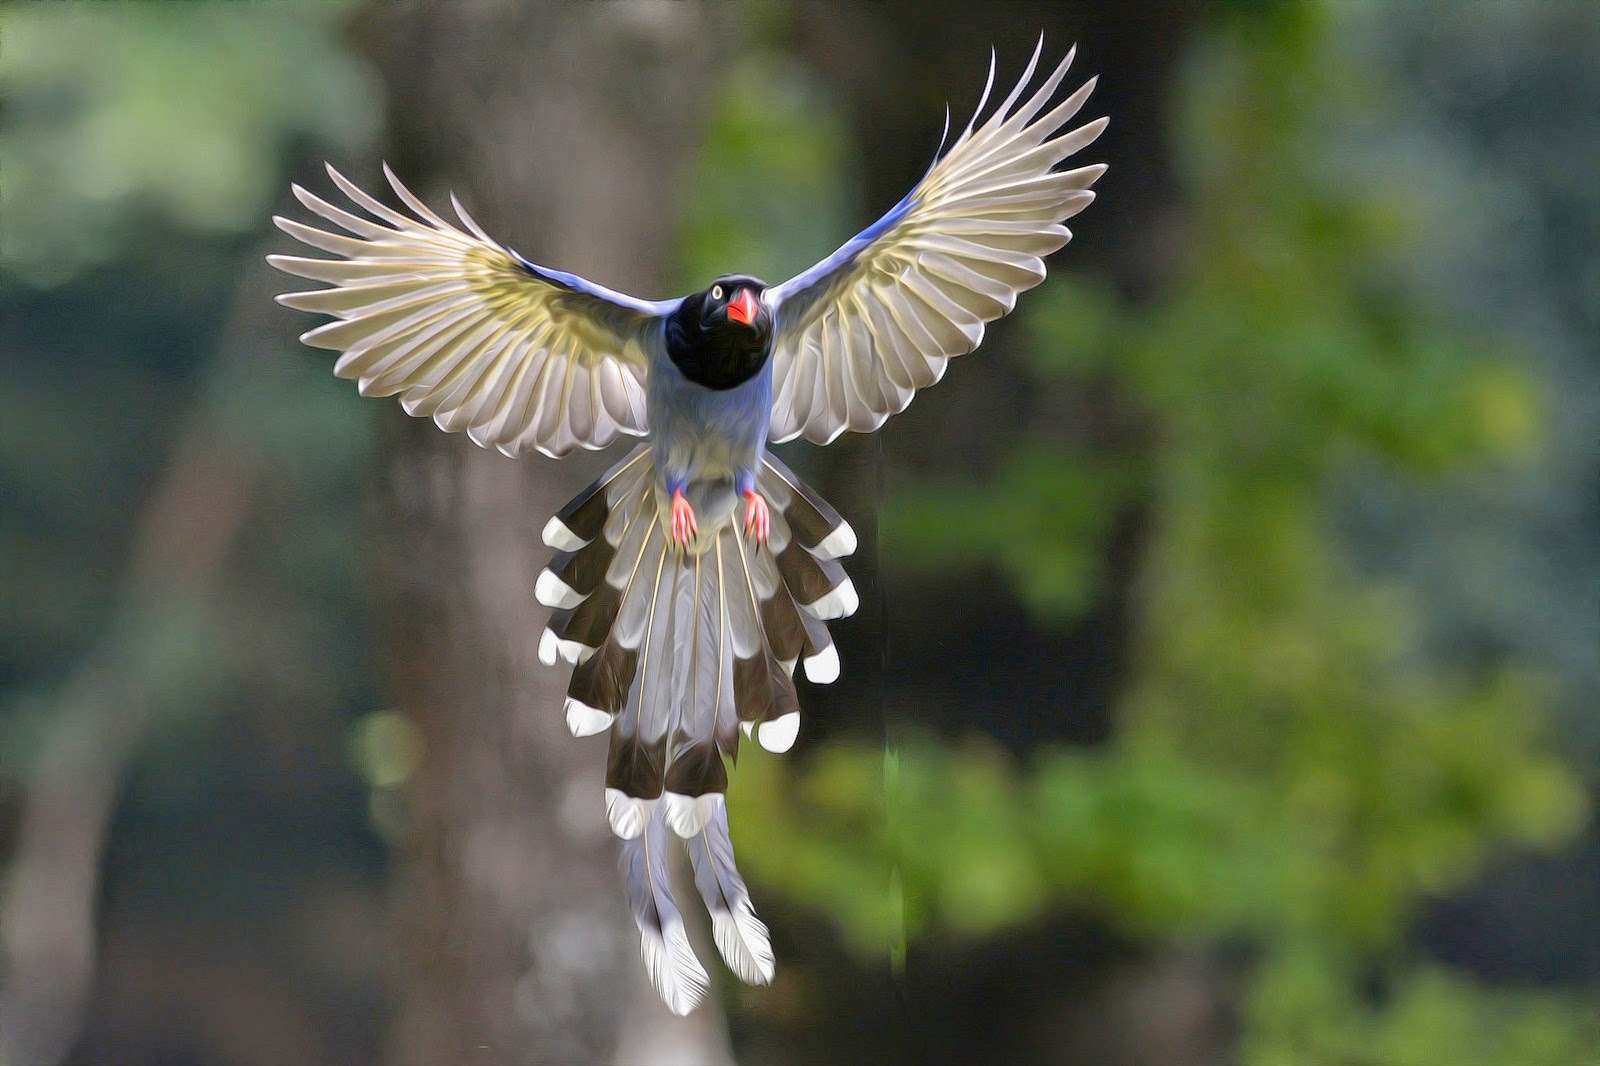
[3,2,1597,1064]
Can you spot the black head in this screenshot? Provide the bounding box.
[666,274,773,390]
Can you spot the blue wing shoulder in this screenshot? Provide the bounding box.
[511,251,683,319]
[765,189,919,309]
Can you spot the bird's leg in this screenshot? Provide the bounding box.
[741,488,770,544]
[668,486,698,548]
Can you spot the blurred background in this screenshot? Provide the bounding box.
[2,2,1597,1064]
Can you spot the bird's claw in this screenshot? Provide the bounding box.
[742,489,770,544]
[669,489,698,548]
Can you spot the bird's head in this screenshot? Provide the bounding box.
[666,274,773,390]
[699,274,770,339]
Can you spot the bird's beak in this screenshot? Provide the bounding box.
[726,287,758,327]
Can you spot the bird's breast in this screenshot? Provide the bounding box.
[647,357,772,485]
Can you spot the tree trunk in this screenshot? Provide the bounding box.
[353,4,730,1062]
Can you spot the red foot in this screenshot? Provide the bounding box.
[669,489,698,547]
[742,489,770,544]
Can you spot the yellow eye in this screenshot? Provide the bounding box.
[711,285,724,301]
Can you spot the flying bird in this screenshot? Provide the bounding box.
[270,41,1105,1015]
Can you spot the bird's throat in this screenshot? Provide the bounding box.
[666,313,769,391]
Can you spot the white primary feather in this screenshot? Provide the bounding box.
[270,163,672,458]
[763,42,1107,446]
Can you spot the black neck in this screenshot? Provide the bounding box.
[665,297,769,390]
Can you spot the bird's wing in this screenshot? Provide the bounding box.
[763,42,1107,445]
[270,164,680,458]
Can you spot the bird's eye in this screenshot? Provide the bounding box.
[711,285,724,301]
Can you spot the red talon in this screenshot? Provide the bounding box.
[742,489,770,544]
[669,488,698,547]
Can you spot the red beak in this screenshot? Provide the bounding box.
[726,287,758,327]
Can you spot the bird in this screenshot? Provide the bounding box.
[270,40,1105,1016]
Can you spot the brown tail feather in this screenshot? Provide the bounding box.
[774,539,851,613]
[760,454,857,559]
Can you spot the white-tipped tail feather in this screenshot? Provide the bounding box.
[534,570,584,610]
[757,712,800,754]
[813,520,858,561]
[662,791,719,838]
[687,797,775,986]
[541,628,595,668]
[537,452,859,1013]
[802,643,841,684]
[803,578,859,621]
[605,788,654,840]
[531,447,861,1013]
[541,515,587,551]
[565,697,614,738]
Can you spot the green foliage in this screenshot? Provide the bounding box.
[674,52,852,291]
[733,722,1583,952]
[885,446,1130,618]
[0,2,382,778]
[705,3,1595,1060]
[0,1,380,285]
[730,738,1287,948]
[1243,950,1600,1066]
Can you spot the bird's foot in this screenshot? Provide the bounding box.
[669,489,698,548]
[742,489,770,544]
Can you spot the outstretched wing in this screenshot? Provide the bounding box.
[270,164,680,458]
[763,42,1107,445]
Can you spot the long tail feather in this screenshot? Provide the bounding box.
[687,795,774,986]
[620,804,709,1015]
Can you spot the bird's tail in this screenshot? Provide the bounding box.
[535,444,857,1013]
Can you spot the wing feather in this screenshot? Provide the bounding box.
[272,164,680,457]
[764,47,1107,445]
